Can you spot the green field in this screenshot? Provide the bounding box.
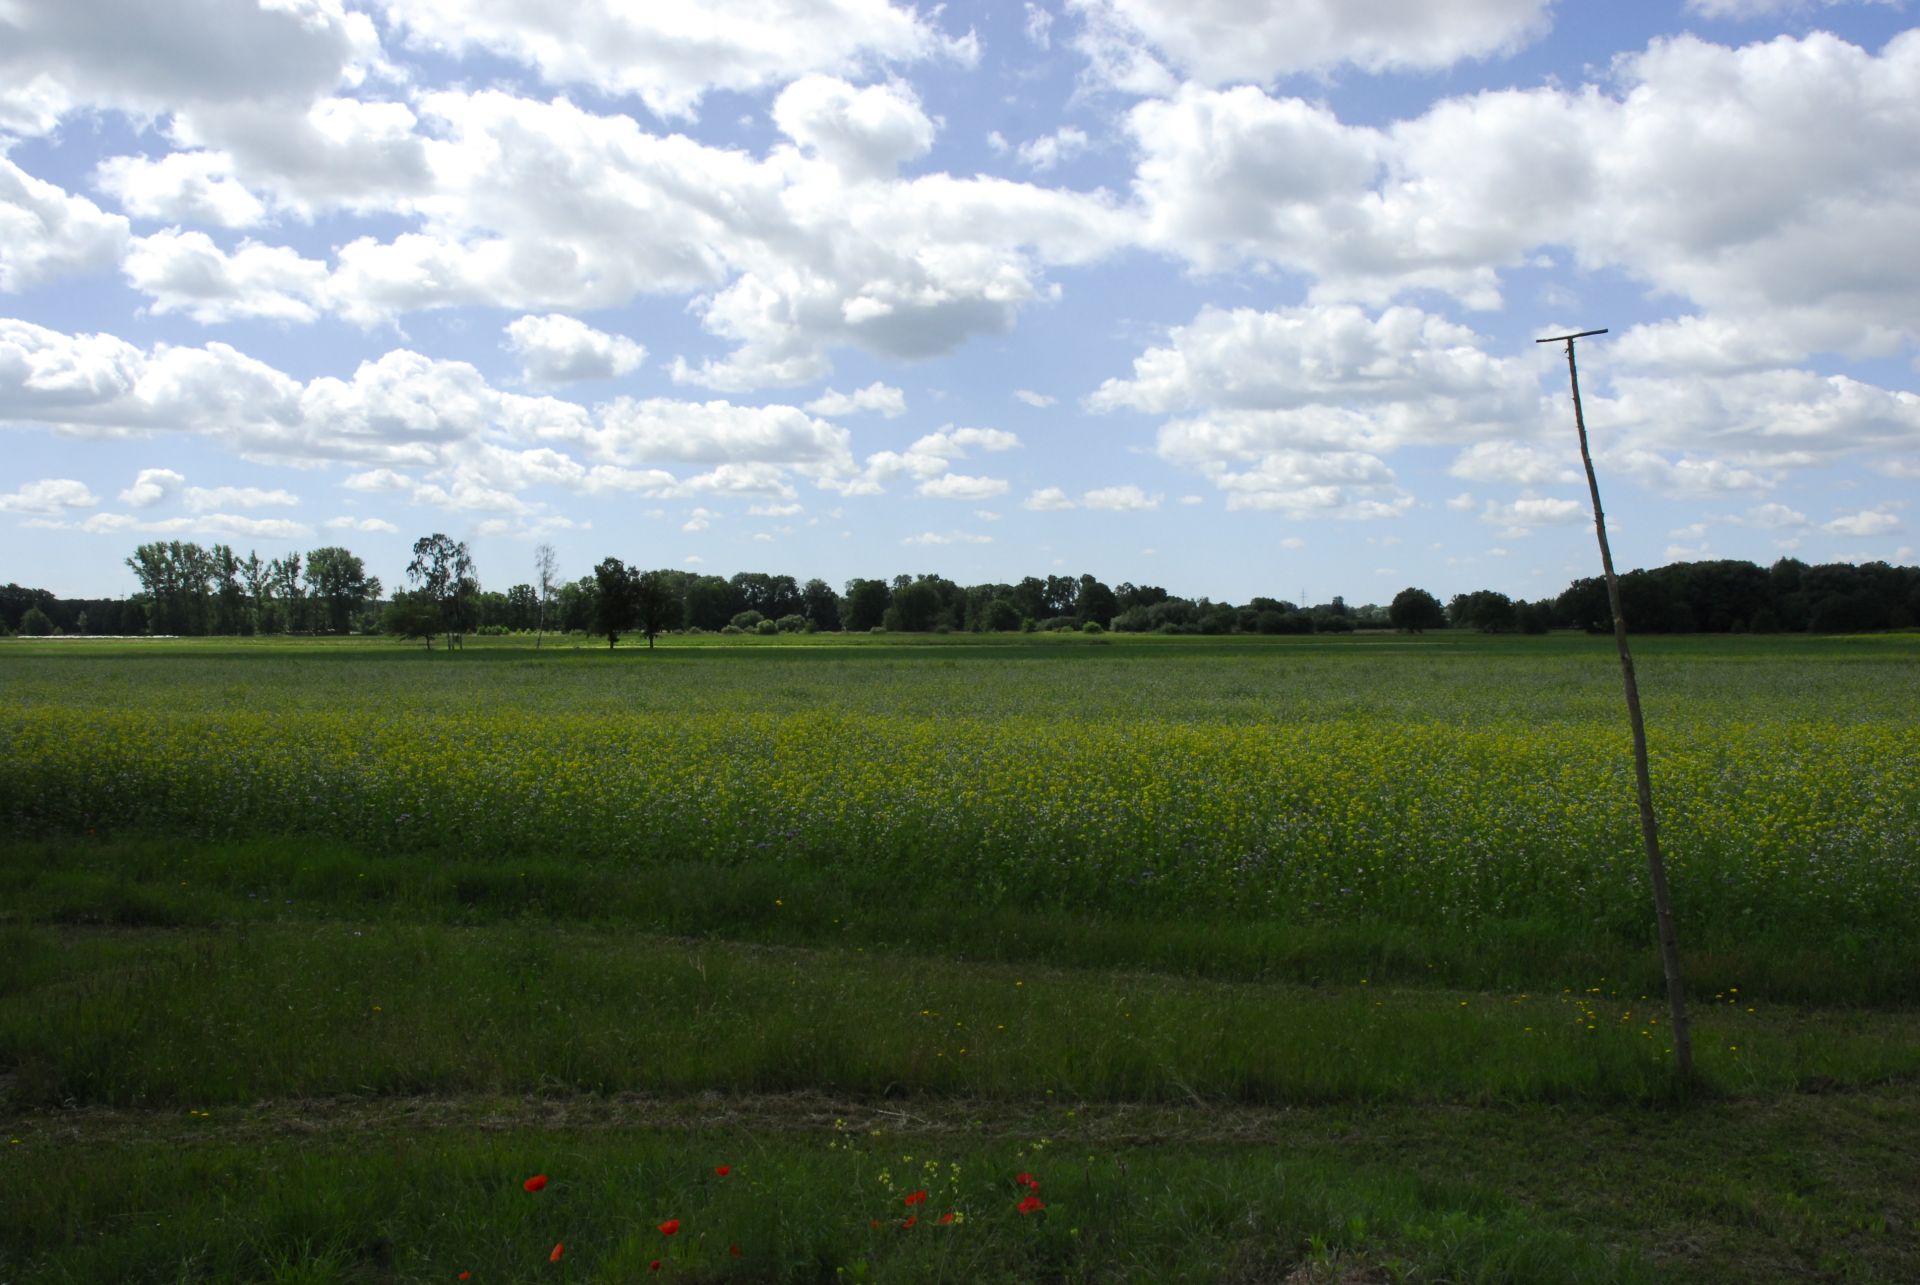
[3,632,1918,1281]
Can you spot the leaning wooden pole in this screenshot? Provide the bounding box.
[1538,328,1694,1082]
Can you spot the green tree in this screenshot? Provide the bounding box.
[1076,574,1117,628]
[534,543,559,648]
[1388,587,1447,632]
[305,546,381,633]
[269,552,305,633]
[19,605,54,636]
[801,577,841,631]
[382,591,441,648]
[405,534,477,649]
[505,583,538,631]
[592,557,638,649]
[1448,589,1518,633]
[842,577,891,631]
[634,569,682,648]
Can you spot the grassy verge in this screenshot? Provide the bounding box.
[6,835,1915,1007]
[6,1087,1916,1282]
[4,914,1917,1111]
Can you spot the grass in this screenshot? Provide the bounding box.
[2,631,1918,1279]
[6,1088,1916,1282]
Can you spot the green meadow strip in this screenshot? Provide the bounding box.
[3,922,1916,1111]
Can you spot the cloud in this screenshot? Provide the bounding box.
[1013,389,1056,407]
[772,76,936,181]
[94,151,267,228]
[1091,304,1541,446]
[343,468,413,492]
[1588,369,1920,466]
[1823,508,1903,537]
[375,0,974,121]
[1026,3,1055,48]
[1023,486,1076,511]
[504,314,647,384]
[78,511,312,539]
[902,529,992,545]
[836,424,1020,495]
[576,397,852,468]
[1123,31,1920,364]
[119,467,185,508]
[324,515,399,533]
[122,228,329,323]
[1,157,130,292]
[1745,503,1809,529]
[805,381,907,417]
[0,0,376,122]
[0,320,868,515]
[1482,496,1586,536]
[1082,484,1160,511]
[749,502,804,517]
[1015,126,1090,172]
[1448,441,1578,487]
[0,477,99,515]
[1070,0,1553,85]
[1598,449,1773,498]
[918,472,1009,500]
[183,485,299,511]
[1092,303,1543,514]
[1686,0,1898,17]
[682,506,717,532]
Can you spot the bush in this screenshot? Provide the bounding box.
[1081,621,1105,634]
[730,610,766,630]
[719,625,745,636]
[774,614,806,633]
[755,619,778,636]
[20,606,55,636]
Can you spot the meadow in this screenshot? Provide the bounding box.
[2,631,1917,1281]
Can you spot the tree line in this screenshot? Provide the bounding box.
[3,538,1916,640]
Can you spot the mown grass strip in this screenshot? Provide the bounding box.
[7,1085,1916,1283]
[7,835,1917,1007]
[3,921,1915,1111]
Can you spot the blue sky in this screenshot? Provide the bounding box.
[2,0,1915,603]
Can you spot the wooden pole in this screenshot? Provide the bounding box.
[1538,328,1695,1082]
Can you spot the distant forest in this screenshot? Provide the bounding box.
[3,537,1917,639]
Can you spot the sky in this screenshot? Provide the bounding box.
[2,0,1917,604]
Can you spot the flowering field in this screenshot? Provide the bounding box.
[5,632,1920,1281]
[3,633,1916,950]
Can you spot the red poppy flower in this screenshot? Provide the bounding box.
[730,1245,742,1257]
[1015,1172,1038,1190]
[658,1219,681,1236]
[901,1214,919,1228]
[523,1174,549,1192]
[649,1261,661,1272]
[1017,1195,1045,1215]
[549,1242,565,1262]
[903,1189,928,1206]
[714,1165,730,1176]
[939,1212,956,1225]
[869,1219,882,1229]
[458,1274,471,1281]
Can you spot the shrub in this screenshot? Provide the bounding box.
[730,610,766,630]
[775,614,807,633]
[1081,621,1105,634]
[719,625,745,636]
